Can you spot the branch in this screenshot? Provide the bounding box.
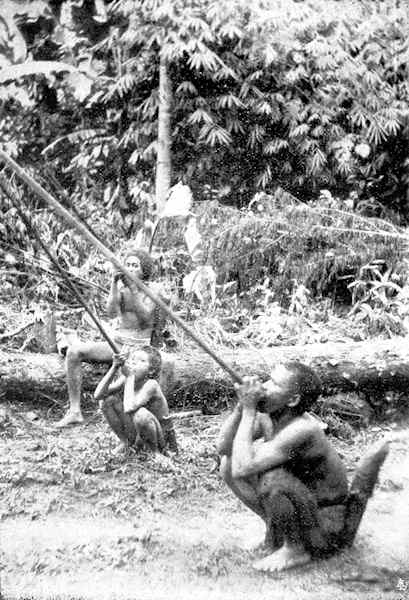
[0,320,35,342]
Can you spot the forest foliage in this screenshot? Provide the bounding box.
[1,0,408,211]
[1,0,409,343]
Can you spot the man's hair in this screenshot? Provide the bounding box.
[124,248,155,281]
[284,361,322,413]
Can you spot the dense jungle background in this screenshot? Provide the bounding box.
[1,1,409,599]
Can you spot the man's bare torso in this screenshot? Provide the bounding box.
[254,414,348,505]
[116,284,161,340]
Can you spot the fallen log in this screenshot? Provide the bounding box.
[1,337,409,412]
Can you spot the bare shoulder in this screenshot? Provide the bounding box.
[284,414,319,433]
[276,415,323,449]
[142,378,161,393]
[150,282,171,302]
[150,281,165,294]
[149,282,162,292]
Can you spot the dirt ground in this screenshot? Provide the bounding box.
[1,401,409,600]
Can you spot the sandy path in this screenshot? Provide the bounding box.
[1,413,408,600]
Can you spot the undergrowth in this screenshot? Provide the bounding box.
[203,197,409,306]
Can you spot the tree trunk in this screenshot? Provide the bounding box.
[155,53,172,213]
[1,337,409,408]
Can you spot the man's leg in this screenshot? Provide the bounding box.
[219,455,265,518]
[56,341,113,427]
[341,439,389,548]
[253,469,328,572]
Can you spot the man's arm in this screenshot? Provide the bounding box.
[217,406,271,457]
[217,405,242,457]
[106,272,122,317]
[230,376,316,478]
[232,412,315,478]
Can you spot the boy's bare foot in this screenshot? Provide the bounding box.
[152,452,176,470]
[253,542,311,572]
[112,442,131,457]
[54,410,84,428]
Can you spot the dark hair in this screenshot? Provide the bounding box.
[125,249,155,281]
[284,361,322,413]
[141,345,162,380]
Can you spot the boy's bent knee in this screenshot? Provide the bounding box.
[134,408,158,435]
[133,407,152,427]
[99,396,117,413]
[133,408,160,451]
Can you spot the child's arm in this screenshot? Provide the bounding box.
[123,372,136,412]
[94,362,125,401]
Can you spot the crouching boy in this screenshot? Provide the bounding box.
[94,346,178,455]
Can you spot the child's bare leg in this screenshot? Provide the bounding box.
[142,381,178,453]
[132,408,164,453]
[122,410,137,446]
[101,396,135,449]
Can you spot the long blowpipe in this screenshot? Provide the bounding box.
[0,150,243,384]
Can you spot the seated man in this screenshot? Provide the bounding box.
[94,346,178,455]
[56,248,169,427]
[218,362,389,572]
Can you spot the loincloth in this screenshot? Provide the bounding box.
[113,333,151,349]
